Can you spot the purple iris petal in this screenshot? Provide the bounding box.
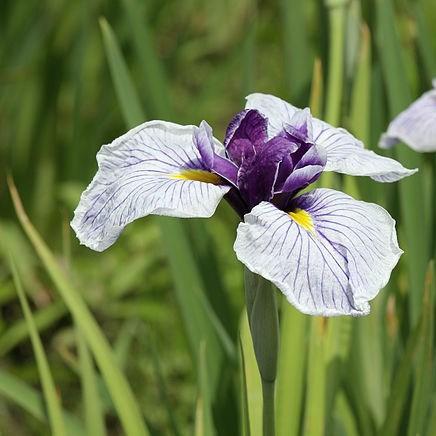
[194,120,215,169]
[224,109,268,166]
[237,135,291,208]
[284,108,313,143]
[281,145,327,195]
[219,106,328,213]
[193,120,239,186]
[212,154,239,186]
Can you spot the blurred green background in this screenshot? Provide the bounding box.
[1,0,436,435]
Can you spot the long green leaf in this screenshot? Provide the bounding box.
[195,341,216,436]
[119,0,171,118]
[99,18,144,126]
[324,0,348,126]
[303,317,326,436]
[10,257,67,436]
[280,0,312,103]
[77,327,106,436]
[408,261,434,436]
[240,311,262,436]
[8,177,149,436]
[379,301,427,435]
[276,301,307,436]
[333,391,359,436]
[414,3,436,80]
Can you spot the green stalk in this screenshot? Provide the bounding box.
[262,381,276,436]
[244,269,279,436]
[320,0,348,189]
[324,0,348,126]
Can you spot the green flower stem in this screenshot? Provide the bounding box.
[262,380,276,436]
[244,269,279,436]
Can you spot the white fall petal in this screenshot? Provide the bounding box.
[379,80,436,152]
[71,121,230,251]
[245,93,417,182]
[234,188,402,316]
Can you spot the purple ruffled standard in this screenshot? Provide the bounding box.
[71,93,417,316]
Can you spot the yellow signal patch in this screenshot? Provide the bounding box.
[289,208,315,233]
[170,169,222,185]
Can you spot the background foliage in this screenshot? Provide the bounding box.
[1,0,436,434]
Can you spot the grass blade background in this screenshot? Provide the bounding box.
[194,341,216,436]
[276,303,307,436]
[408,261,434,436]
[99,18,144,126]
[10,257,67,436]
[239,312,262,436]
[280,0,312,104]
[303,317,326,436]
[77,327,106,436]
[120,0,171,118]
[8,177,149,436]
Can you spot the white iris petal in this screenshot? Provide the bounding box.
[234,188,402,316]
[71,120,229,251]
[379,81,436,152]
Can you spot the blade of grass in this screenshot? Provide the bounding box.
[309,58,324,119]
[276,301,307,436]
[379,294,428,435]
[334,391,359,436]
[354,301,386,428]
[408,261,434,436]
[280,0,312,103]
[0,369,83,436]
[77,327,106,436]
[324,316,352,428]
[240,338,251,436]
[241,3,256,97]
[119,0,171,118]
[303,317,327,436]
[239,311,262,436]
[324,0,348,126]
[99,17,144,126]
[10,257,67,436]
[195,341,216,436]
[414,3,436,80]
[8,177,149,436]
[347,23,378,202]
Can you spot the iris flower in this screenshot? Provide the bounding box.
[71,94,417,316]
[379,79,436,152]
